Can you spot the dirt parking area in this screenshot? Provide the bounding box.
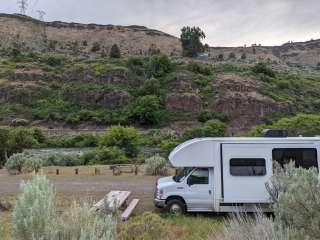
[0,166,159,213]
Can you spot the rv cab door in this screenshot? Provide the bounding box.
[183,168,214,211]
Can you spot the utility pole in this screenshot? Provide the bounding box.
[37,10,46,21]
[17,0,28,15]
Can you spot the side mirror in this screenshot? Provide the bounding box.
[187,176,193,186]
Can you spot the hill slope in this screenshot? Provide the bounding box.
[0,13,182,57]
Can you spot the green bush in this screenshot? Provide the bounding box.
[0,127,10,167]
[247,113,320,137]
[118,212,168,240]
[42,54,66,66]
[144,155,169,176]
[12,175,56,240]
[131,95,163,125]
[252,62,275,78]
[99,125,140,157]
[46,133,99,148]
[182,120,227,140]
[198,111,229,123]
[91,42,101,52]
[88,147,128,165]
[188,61,212,75]
[139,77,161,96]
[44,153,84,167]
[160,140,179,157]
[148,54,172,77]
[110,44,121,58]
[127,56,147,76]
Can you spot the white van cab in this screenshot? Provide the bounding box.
[154,136,320,214]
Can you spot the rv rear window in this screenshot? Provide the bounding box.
[230,158,266,176]
[272,148,318,169]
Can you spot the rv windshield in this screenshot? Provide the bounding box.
[173,168,194,182]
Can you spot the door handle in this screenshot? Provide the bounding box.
[177,187,184,190]
[208,190,212,195]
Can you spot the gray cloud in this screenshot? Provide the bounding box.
[0,0,319,46]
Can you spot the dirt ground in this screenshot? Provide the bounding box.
[0,165,159,213]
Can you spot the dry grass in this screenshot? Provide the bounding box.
[0,165,224,240]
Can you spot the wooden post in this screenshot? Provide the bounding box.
[75,168,79,175]
[56,169,59,175]
[134,165,138,175]
[95,168,100,175]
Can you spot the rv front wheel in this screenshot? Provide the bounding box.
[166,199,185,215]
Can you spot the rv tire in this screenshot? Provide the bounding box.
[166,198,186,215]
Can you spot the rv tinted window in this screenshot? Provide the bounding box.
[230,159,266,176]
[272,148,318,169]
[188,168,209,185]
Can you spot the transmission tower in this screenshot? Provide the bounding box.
[37,10,46,21]
[17,0,28,15]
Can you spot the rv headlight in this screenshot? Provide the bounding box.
[157,189,164,199]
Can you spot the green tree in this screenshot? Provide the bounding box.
[9,128,38,155]
[180,26,206,57]
[109,44,121,58]
[0,128,10,167]
[99,125,140,157]
[131,95,163,125]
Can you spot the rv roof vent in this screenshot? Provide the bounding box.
[261,129,288,138]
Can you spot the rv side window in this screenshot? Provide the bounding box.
[187,168,209,185]
[272,148,318,169]
[230,159,266,176]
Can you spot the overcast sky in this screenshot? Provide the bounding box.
[1,0,319,46]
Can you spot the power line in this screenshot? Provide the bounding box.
[37,10,46,21]
[17,0,28,15]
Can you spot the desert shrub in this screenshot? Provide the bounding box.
[252,62,275,78]
[5,153,28,174]
[118,212,168,240]
[241,53,247,60]
[24,156,43,173]
[148,54,172,77]
[228,52,236,59]
[91,42,101,52]
[144,155,169,176]
[12,175,56,240]
[217,54,224,61]
[130,95,163,125]
[44,153,84,166]
[270,163,320,239]
[188,61,212,75]
[138,77,161,96]
[50,202,116,240]
[110,44,121,58]
[182,119,227,140]
[88,147,128,165]
[99,125,140,157]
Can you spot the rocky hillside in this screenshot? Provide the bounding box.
[0,14,182,57]
[208,39,320,68]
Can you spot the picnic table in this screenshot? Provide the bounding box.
[94,190,140,221]
[95,190,131,209]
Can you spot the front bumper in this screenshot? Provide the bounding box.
[153,198,166,208]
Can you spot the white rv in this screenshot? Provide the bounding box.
[154,137,320,213]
